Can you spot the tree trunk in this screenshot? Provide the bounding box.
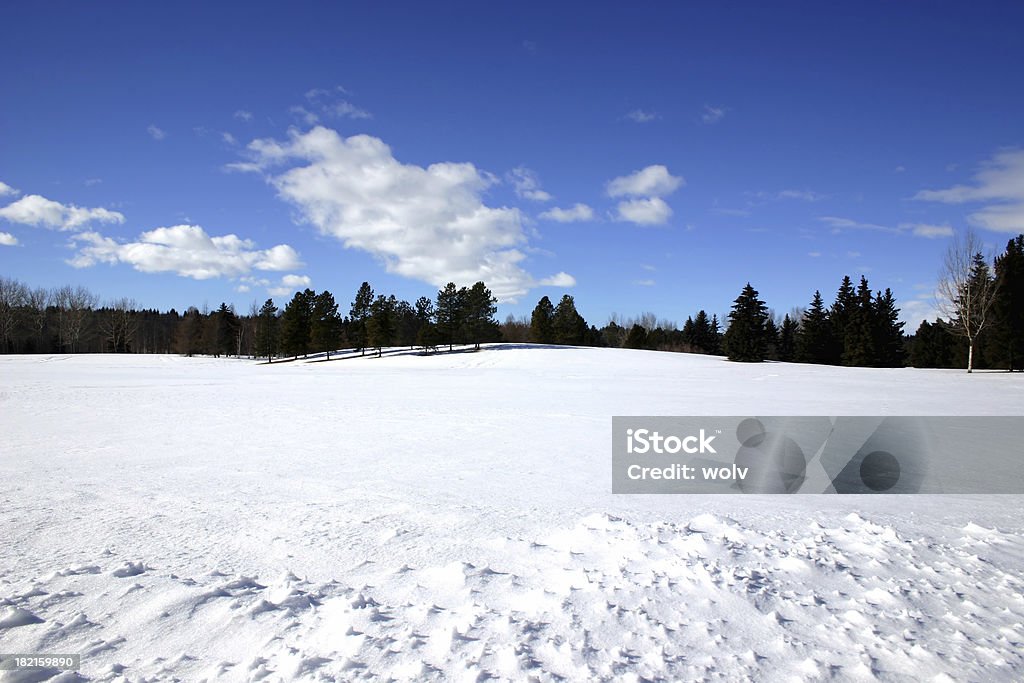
[968,341,974,373]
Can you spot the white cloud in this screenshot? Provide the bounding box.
[819,216,895,234]
[147,125,166,141]
[84,178,102,187]
[0,194,125,231]
[901,223,954,239]
[702,105,726,124]
[0,232,18,246]
[640,264,656,272]
[538,272,576,287]
[0,181,18,197]
[268,274,313,296]
[808,252,821,258]
[773,189,826,202]
[234,110,254,122]
[234,126,572,302]
[633,279,656,287]
[914,149,1024,234]
[329,101,372,120]
[68,224,303,280]
[508,167,552,202]
[616,197,672,225]
[894,165,906,173]
[625,109,659,123]
[289,106,320,126]
[539,203,594,223]
[222,132,238,145]
[607,165,684,198]
[822,216,956,239]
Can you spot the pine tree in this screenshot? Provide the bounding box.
[681,316,696,348]
[529,296,555,344]
[311,290,342,360]
[366,294,395,356]
[462,281,499,350]
[797,291,832,364]
[394,299,418,348]
[624,324,648,349]
[256,298,279,362]
[778,314,798,362]
[708,315,722,355]
[841,276,876,366]
[414,296,435,349]
[350,282,374,355]
[692,311,712,354]
[764,317,780,360]
[873,288,905,367]
[281,289,314,358]
[435,282,464,352]
[723,283,769,362]
[553,294,587,345]
[829,276,857,364]
[909,319,956,368]
[990,235,1024,371]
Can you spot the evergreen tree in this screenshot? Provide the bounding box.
[873,288,905,367]
[394,299,419,348]
[723,283,769,362]
[778,314,798,362]
[692,310,712,353]
[553,294,587,345]
[797,291,832,364]
[310,290,342,360]
[842,276,876,366]
[624,323,648,349]
[178,306,205,357]
[829,275,857,364]
[909,319,956,368]
[529,296,555,344]
[435,282,464,352]
[681,316,696,348]
[349,281,374,355]
[708,314,722,355]
[461,281,499,350]
[256,299,279,362]
[414,296,435,348]
[990,235,1024,370]
[764,317,780,360]
[366,294,395,356]
[281,289,314,358]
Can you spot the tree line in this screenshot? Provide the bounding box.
[251,280,501,362]
[2,231,1021,371]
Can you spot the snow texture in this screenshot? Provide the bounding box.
[1,346,1023,681]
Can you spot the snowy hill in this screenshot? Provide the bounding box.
[1,345,1022,681]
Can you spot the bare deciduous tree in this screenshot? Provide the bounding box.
[53,285,98,352]
[937,229,998,373]
[0,276,27,352]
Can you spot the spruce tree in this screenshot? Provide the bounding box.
[681,316,696,348]
[778,314,798,362]
[990,235,1024,371]
[797,291,832,364]
[829,276,857,364]
[624,323,648,349]
[350,282,374,355]
[529,296,555,344]
[842,276,876,366]
[311,290,342,360]
[435,282,464,352]
[366,294,395,356]
[462,281,499,350]
[764,317,780,360]
[692,310,712,354]
[723,283,769,362]
[708,314,722,355]
[256,299,279,362]
[553,294,587,345]
[281,289,314,358]
[873,288,905,367]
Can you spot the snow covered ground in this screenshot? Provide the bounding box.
[1,345,1023,682]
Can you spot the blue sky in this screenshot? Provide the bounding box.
[2,2,1023,328]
